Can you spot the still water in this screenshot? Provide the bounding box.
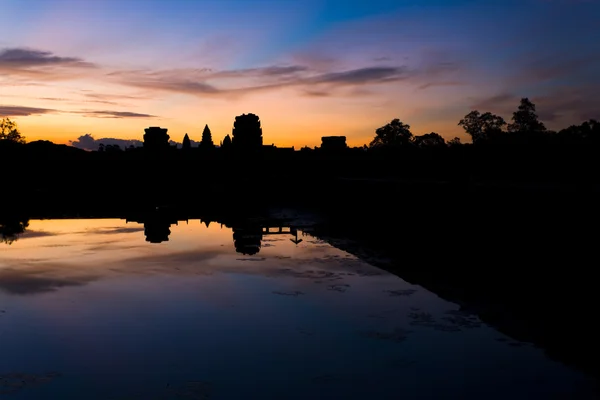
[0,218,597,399]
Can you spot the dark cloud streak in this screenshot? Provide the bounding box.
[470,93,518,112]
[0,48,95,68]
[76,110,157,118]
[110,64,417,98]
[1,105,157,120]
[0,105,56,117]
[308,66,407,85]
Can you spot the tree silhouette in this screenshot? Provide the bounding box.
[369,119,413,148]
[232,113,263,150]
[458,111,506,144]
[558,119,600,145]
[508,98,546,135]
[413,132,446,148]
[0,118,26,143]
[105,144,122,153]
[447,137,462,147]
[200,125,215,149]
[182,133,192,150]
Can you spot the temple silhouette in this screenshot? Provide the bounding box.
[143,127,170,151]
[2,101,598,203]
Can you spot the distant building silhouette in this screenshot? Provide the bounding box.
[182,133,192,150]
[263,144,295,155]
[144,127,170,151]
[321,136,347,151]
[221,134,232,149]
[200,124,215,149]
[232,113,263,150]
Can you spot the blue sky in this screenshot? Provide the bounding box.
[1,0,599,147]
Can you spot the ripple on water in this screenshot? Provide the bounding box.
[328,284,351,292]
[408,310,483,332]
[272,290,305,297]
[385,289,417,297]
[360,327,413,343]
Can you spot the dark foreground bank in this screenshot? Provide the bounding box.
[306,179,600,378]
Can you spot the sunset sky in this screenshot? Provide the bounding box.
[1,0,599,148]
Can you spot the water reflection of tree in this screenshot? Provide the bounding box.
[0,218,29,245]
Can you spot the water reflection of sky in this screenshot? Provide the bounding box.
[0,219,597,399]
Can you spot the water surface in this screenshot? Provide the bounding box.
[0,219,597,399]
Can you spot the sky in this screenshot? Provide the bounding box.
[1,0,599,148]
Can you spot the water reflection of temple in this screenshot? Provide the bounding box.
[262,226,303,245]
[231,224,304,255]
[126,210,178,244]
[232,224,263,255]
[143,216,172,243]
[125,210,304,251]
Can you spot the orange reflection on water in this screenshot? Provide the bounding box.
[0,218,372,296]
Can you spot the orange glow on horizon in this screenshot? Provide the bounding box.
[6,75,472,148]
[17,103,469,148]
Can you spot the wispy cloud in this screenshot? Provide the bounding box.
[106,68,220,95]
[513,53,600,85]
[210,65,309,79]
[1,45,462,102]
[39,97,69,102]
[0,105,56,117]
[82,226,146,235]
[533,85,600,122]
[0,48,94,68]
[106,63,438,98]
[302,90,331,97]
[307,66,407,85]
[75,110,157,119]
[81,92,151,104]
[417,81,465,90]
[0,47,97,81]
[1,104,157,120]
[470,93,519,112]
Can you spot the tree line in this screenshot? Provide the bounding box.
[369,98,598,150]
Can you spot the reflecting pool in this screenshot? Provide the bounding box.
[0,218,597,399]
